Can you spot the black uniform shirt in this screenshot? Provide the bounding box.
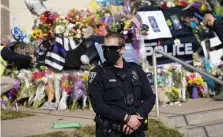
[213,17,223,44]
[88,60,156,122]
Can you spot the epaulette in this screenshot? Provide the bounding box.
[90,64,106,74]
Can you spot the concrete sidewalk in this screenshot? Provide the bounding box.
[1,98,223,137]
[1,109,95,137]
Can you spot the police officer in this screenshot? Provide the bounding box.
[203,10,223,100]
[88,32,156,137]
[0,45,34,75]
[203,13,223,44]
[0,45,34,95]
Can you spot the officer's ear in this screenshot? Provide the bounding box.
[120,46,125,54]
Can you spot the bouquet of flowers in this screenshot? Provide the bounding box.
[66,9,82,24]
[16,70,36,102]
[32,72,48,108]
[70,76,87,110]
[186,73,208,98]
[64,9,95,38]
[58,74,75,110]
[94,22,109,36]
[187,73,204,86]
[32,11,59,40]
[36,23,53,40]
[53,17,69,35]
[40,11,59,26]
[30,29,44,41]
[165,87,181,103]
[171,65,187,100]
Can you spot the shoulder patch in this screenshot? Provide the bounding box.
[132,70,138,80]
[88,72,97,83]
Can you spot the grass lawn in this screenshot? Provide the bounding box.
[31,119,182,137]
[1,110,35,120]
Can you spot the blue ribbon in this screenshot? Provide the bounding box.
[53,43,67,57]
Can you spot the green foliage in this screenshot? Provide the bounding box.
[172,70,183,88]
[31,119,182,137]
[1,110,35,120]
[165,88,180,102]
[146,119,182,137]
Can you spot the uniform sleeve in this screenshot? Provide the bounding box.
[88,68,126,122]
[213,17,223,42]
[1,47,32,66]
[135,65,156,118]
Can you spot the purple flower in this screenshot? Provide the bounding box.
[71,78,86,101]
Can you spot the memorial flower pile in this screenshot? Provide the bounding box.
[2,0,223,111]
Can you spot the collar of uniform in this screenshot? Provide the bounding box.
[103,59,129,71]
[103,62,115,70]
[122,59,129,71]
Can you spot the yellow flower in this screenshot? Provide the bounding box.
[89,0,100,11]
[172,87,180,97]
[188,80,193,85]
[31,29,43,40]
[168,66,173,71]
[80,74,88,81]
[164,88,171,93]
[190,77,204,86]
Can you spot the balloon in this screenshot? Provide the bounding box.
[96,0,123,7]
[80,55,90,65]
[11,26,31,44]
[90,0,101,11]
[24,0,47,16]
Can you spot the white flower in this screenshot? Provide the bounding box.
[55,25,65,34]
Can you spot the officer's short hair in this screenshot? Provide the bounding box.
[105,32,125,47]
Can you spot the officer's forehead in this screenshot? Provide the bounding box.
[104,37,119,46]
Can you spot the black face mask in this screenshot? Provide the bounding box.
[103,47,121,64]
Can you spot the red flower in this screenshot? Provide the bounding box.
[180,1,188,7]
[32,72,45,80]
[161,2,167,10]
[186,74,196,81]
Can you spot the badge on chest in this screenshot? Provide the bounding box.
[132,70,138,80]
[109,79,117,82]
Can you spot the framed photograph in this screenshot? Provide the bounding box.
[148,16,161,32]
[137,11,172,40]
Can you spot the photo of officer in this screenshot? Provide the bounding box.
[88,32,156,137]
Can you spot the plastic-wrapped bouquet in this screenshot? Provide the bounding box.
[58,74,75,110]
[16,70,35,103]
[70,76,87,110]
[64,9,95,38]
[165,87,181,103]
[186,73,207,98]
[32,72,48,108]
[171,65,187,100]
